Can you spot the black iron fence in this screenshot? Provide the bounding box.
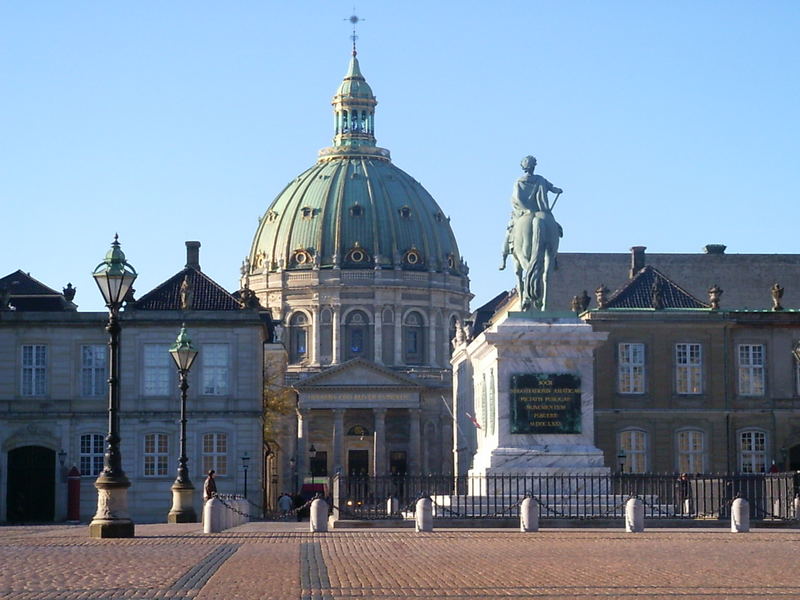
[330,472,799,521]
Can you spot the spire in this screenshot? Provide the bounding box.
[317,14,390,162]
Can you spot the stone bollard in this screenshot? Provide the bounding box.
[625,497,644,533]
[386,496,399,517]
[203,498,222,534]
[415,497,433,532]
[310,498,329,532]
[731,497,750,533]
[520,496,539,532]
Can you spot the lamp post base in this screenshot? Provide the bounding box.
[89,478,134,538]
[167,481,197,523]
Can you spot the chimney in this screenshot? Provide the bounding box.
[629,246,646,278]
[185,241,201,271]
[703,244,726,255]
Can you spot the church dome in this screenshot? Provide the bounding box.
[247,53,464,275]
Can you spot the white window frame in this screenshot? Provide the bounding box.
[675,343,703,395]
[619,429,648,473]
[21,344,47,396]
[738,429,768,473]
[202,432,228,476]
[676,429,705,473]
[738,344,765,397]
[143,344,171,396]
[143,433,169,477]
[202,343,230,396]
[81,344,107,397]
[80,433,105,478]
[618,343,645,394]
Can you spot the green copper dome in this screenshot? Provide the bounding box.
[248,54,463,275]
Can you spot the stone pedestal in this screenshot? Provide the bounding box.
[88,477,135,538]
[454,311,610,479]
[167,482,197,523]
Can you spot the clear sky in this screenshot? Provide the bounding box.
[2,2,799,312]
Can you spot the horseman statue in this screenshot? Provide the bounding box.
[500,155,563,311]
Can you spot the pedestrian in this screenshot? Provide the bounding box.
[203,469,217,503]
[675,473,691,516]
[278,492,293,517]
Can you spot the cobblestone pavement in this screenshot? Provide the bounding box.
[1,523,799,599]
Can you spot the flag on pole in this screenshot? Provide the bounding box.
[465,412,481,429]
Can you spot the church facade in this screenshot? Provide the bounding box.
[243,50,471,494]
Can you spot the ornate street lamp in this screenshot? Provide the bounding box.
[167,324,198,523]
[89,235,137,538]
[240,452,250,499]
[617,449,626,474]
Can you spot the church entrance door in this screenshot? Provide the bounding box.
[6,446,55,522]
[788,444,800,471]
[348,450,369,476]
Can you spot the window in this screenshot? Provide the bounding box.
[289,312,309,364]
[143,433,169,477]
[739,430,767,473]
[677,430,705,473]
[403,311,425,365]
[143,344,170,396]
[202,344,229,395]
[81,345,107,397]
[738,344,765,396]
[618,343,645,394]
[344,310,369,360]
[675,343,702,395]
[21,344,47,396]
[202,433,228,475]
[80,433,105,477]
[619,429,647,473]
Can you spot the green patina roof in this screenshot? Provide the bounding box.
[247,53,463,275]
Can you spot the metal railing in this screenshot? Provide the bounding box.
[330,472,798,521]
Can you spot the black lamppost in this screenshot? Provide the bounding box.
[89,235,137,538]
[617,449,626,474]
[241,452,250,499]
[308,444,317,479]
[167,324,198,523]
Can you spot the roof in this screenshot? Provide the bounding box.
[604,266,709,310]
[0,270,76,311]
[246,52,466,279]
[546,249,800,310]
[132,267,243,311]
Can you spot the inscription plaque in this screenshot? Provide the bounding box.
[510,373,581,434]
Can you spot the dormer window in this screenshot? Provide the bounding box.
[435,211,445,223]
[301,207,317,219]
[345,243,369,265]
[349,203,363,217]
[403,248,422,266]
[292,249,313,266]
[447,254,456,270]
[399,206,411,219]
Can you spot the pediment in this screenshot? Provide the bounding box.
[296,358,421,389]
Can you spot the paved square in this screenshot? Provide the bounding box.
[1,523,799,599]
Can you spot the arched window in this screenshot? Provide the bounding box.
[344,310,370,360]
[676,429,705,473]
[289,312,310,364]
[738,429,768,473]
[619,429,647,473]
[403,311,425,365]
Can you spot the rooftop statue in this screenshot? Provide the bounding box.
[500,155,563,311]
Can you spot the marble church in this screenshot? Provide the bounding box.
[242,49,472,489]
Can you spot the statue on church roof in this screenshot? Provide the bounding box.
[500,155,563,311]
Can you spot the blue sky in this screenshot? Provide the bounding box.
[2,2,799,312]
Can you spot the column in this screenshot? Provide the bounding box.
[332,409,345,475]
[331,305,341,365]
[312,306,321,365]
[373,408,387,476]
[297,408,310,485]
[408,408,421,475]
[373,308,383,365]
[427,312,437,367]
[394,311,403,366]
